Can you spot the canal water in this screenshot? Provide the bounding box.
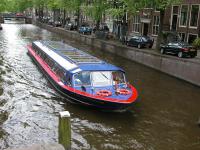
[0,23,200,150]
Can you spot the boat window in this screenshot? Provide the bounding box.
[65,75,72,86]
[57,68,65,79]
[52,62,58,72]
[36,49,40,55]
[46,57,54,68]
[91,71,112,87]
[91,71,125,87]
[112,71,126,85]
[74,71,91,86]
[73,71,126,87]
[41,51,47,60]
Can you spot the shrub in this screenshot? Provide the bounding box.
[192,38,200,49]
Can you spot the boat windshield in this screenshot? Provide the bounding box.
[73,71,126,87]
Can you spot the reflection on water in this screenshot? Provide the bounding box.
[0,23,200,150]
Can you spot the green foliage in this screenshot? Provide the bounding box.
[58,0,84,11]
[192,38,200,49]
[32,0,46,7]
[16,0,33,12]
[0,0,7,12]
[106,0,182,19]
[0,0,33,12]
[82,0,107,22]
[47,0,60,10]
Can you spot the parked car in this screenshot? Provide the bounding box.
[127,35,154,49]
[65,22,77,30]
[48,19,54,25]
[160,42,197,58]
[53,21,62,27]
[100,24,109,32]
[42,16,50,23]
[93,24,109,33]
[78,25,92,35]
[16,13,24,17]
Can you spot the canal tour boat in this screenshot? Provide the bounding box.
[27,40,138,111]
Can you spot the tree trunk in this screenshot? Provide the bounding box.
[77,8,80,31]
[53,10,55,22]
[63,9,66,27]
[121,13,127,44]
[96,20,100,30]
[156,9,165,50]
[39,5,44,21]
[35,8,38,17]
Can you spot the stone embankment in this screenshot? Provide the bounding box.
[35,21,200,87]
[5,143,65,150]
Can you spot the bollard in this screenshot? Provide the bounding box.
[59,111,71,150]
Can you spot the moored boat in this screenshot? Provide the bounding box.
[27,41,138,111]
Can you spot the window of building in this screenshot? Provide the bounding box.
[152,16,160,35]
[171,5,179,31]
[173,6,179,14]
[179,32,186,42]
[190,5,199,27]
[188,34,198,44]
[133,15,140,33]
[180,5,188,26]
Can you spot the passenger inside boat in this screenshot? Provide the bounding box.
[112,71,125,85]
[73,71,126,88]
[74,71,91,86]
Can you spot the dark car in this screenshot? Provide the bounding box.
[79,25,92,35]
[53,21,62,27]
[93,24,109,33]
[65,22,77,30]
[160,42,197,58]
[48,19,54,25]
[127,35,154,49]
[42,16,50,23]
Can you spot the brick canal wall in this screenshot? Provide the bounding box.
[34,21,200,87]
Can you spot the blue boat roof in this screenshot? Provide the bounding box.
[33,40,124,74]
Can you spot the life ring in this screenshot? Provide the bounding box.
[96,90,112,97]
[116,89,131,95]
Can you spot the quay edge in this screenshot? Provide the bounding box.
[5,143,65,150]
[34,21,200,87]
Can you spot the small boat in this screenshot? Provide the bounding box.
[27,41,138,111]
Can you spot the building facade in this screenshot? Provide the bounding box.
[129,0,200,44]
[128,8,170,47]
[170,0,200,43]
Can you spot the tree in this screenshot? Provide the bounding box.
[0,0,7,12]
[32,0,47,20]
[82,0,108,30]
[1,0,33,12]
[107,0,182,48]
[46,0,60,22]
[107,0,145,40]
[15,0,33,12]
[58,0,85,29]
